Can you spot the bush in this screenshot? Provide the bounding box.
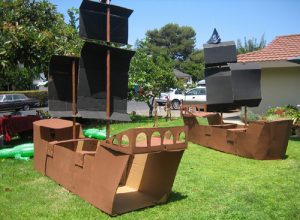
[0,90,48,106]
[240,107,260,122]
[265,105,300,121]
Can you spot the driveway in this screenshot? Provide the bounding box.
[0,101,243,124]
[127,101,243,124]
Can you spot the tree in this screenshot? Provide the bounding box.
[237,34,266,54]
[177,49,205,81]
[143,24,204,85]
[145,23,196,61]
[0,0,82,90]
[128,46,178,117]
[67,7,79,30]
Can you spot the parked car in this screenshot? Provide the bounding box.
[183,86,206,105]
[155,86,206,110]
[0,94,39,111]
[196,79,206,86]
[155,89,184,108]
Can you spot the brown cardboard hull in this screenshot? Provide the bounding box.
[183,116,292,160]
[33,119,82,175]
[34,119,187,215]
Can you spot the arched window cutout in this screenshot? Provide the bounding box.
[163,131,174,145]
[151,132,161,146]
[113,138,119,146]
[121,135,130,147]
[177,132,186,143]
[136,133,147,148]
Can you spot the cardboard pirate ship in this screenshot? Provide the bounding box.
[181,31,292,160]
[34,0,188,215]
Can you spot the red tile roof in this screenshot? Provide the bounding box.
[237,34,300,62]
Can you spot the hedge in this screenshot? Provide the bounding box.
[0,90,48,106]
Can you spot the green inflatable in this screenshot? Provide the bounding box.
[83,128,107,140]
[0,143,34,161]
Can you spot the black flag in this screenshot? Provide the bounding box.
[207,28,221,44]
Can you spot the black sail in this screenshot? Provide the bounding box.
[203,35,261,111]
[79,0,133,44]
[48,55,79,117]
[77,42,135,121]
[205,66,235,111]
[229,63,261,107]
[205,63,261,112]
[48,1,135,120]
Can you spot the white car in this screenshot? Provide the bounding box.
[155,89,184,107]
[196,79,206,86]
[155,87,206,110]
[184,86,206,103]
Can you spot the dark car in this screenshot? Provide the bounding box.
[0,94,39,111]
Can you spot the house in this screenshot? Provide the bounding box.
[173,69,193,85]
[238,34,300,114]
[32,73,48,91]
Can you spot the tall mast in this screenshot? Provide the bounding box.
[72,59,76,142]
[106,0,111,138]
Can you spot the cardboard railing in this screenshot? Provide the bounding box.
[34,119,188,215]
[183,115,292,160]
[101,126,188,154]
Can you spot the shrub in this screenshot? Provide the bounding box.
[0,90,48,106]
[265,105,300,121]
[266,106,283,116]
[240,107,260,122]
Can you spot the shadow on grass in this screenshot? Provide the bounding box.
[123,191,188,216]
[130,114,153,123]
[2,137,32,149]
[289,136,300,142]
[167,191,188,203]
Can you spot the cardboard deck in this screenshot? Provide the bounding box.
[34,119,187,215]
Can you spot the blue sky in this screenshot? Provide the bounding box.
[49,0,300,48]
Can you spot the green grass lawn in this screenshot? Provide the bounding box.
[1,117,300,219]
